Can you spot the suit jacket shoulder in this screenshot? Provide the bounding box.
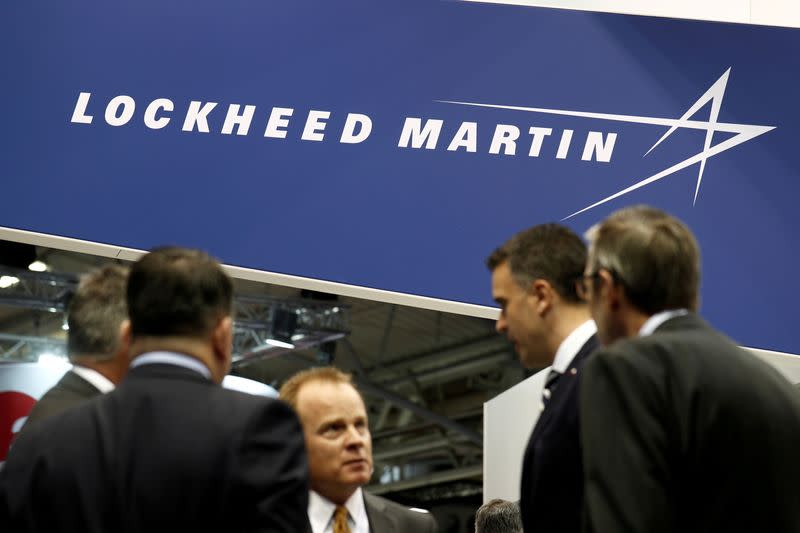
[580,313,800,533]
[364,492,438,532]
[21,370,101,432]
[2,363,309,533]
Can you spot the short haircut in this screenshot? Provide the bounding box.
[127,247,233,338]
[67,264,129,360]
[585,205,700,313]
[475,499,522,533]
[486,224,587,303]
[279,367,357,410]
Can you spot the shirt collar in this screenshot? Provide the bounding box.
[308,488,369,533]
[130,351,212,380]
[552,320,597,373]
[70,365,115,393]
[639,309,689,337]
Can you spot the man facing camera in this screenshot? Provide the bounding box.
[22,264,129,431]
[0,247,309,532]
[579,206,800,533]
[280,367,438,533]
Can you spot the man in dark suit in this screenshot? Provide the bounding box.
[0,247,309,532]
[280,367,438,533]
[487,224,598,533]
[578,205,800,533]
[22,265,129,431]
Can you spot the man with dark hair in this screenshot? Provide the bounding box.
[487,224,598,533]
[0,247,309,532]
[475,499,522,533]
[22,264,129,430]
[280,367,438,533]
[579,205,800,533]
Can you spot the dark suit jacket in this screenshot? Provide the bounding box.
[519,334,599,533]
[0,362,309,533]
[21,369,101,432]
[303,491,438,532]
[364,491,438,532]
[580,313,800,533]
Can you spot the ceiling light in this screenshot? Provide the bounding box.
[265,338,295,349]
[28,260,48,272]
[0,275,20,289]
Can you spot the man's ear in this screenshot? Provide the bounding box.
[118,319,132,360]
[596,270,622,310]
[212,316,234,375]
[530,279,554,315]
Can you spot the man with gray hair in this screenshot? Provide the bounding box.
[22,264,129,430]
[475,499,522,533]
[578,205,800,533]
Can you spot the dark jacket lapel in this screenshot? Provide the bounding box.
[364,492,399,532]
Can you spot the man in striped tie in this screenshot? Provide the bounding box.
[487,224,599,533]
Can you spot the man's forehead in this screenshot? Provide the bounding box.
[297,381,364,411]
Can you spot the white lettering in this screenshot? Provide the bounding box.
[447,122,477,152]
[143,98,174,130]
[104,95,135,127]
[489,124,520,155]
[301,110,331,142]
[221,104,256,136]
[340,113,372,144]
[528,127,552,157]
[582,131,617,162]
[398,118,443,149]
[182,101,218,133]
[264,107,294,138]
[70,92,94,124]
[556,129,573,160]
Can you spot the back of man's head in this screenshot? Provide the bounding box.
[67,264,129,361]
[585,205,700,314]
[475,499,522,533]
[487,223,586,304]
[127,247,233,339]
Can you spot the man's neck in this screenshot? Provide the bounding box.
[547,304,592,356]
[312,484,358,506]
[620,306,651,339]
[130,337,219,382]
[69,355,123,385]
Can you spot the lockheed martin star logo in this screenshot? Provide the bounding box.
[438,68,775,219]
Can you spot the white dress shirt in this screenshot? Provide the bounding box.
[71,365,115,393]
[308,488,370,533]
[639,309,688,337]
[129,351,212,379]
[551,320,597,373]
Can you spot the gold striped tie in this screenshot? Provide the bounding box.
[333,505,351,533]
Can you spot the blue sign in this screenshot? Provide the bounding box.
[1,1,799,353]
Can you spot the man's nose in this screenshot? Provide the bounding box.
[344,426,366,447]
[495,316,507,335]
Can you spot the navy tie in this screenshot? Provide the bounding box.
[541,369,562,407]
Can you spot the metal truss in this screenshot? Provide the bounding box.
[0,266,75,313]
[0,267,349,363]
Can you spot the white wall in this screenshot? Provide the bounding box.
[471,0,800,28]
[483,347,800,502]
[483,366,549,502]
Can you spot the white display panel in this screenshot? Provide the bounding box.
[471,0,800,28]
